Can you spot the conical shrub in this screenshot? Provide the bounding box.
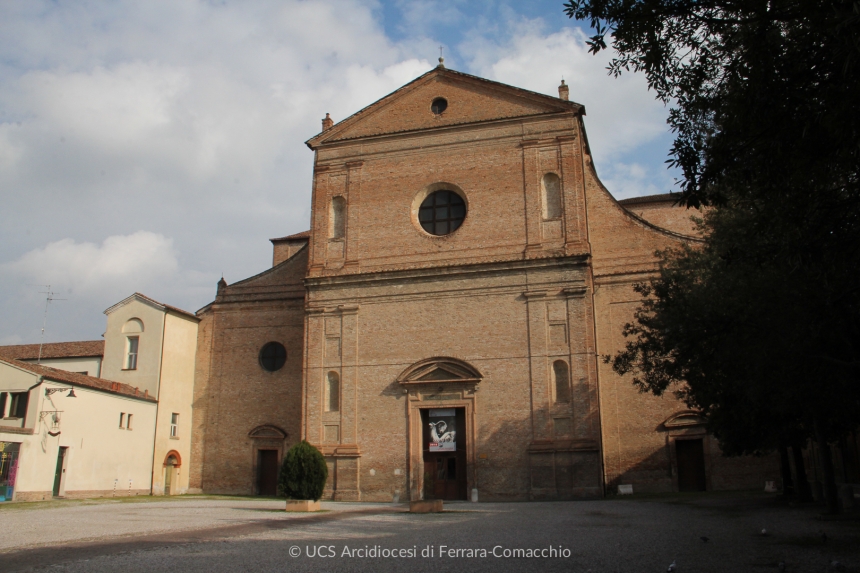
[278,440,328,501]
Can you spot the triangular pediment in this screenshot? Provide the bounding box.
[307,68,582,148]
[417,366,462,381]
[397,356,483,385]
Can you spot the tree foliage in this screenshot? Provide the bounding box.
[278,441,328,501]
[565,0,860,510]
[564,0,860,210]
[610,204,860,456]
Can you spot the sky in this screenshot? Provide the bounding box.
[0,0,678,345]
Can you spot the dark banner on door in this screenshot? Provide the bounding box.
[428,408,456,452]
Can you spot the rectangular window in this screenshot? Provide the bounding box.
[126,413,133,430]
[119,412,125,429]
[9,392,29,420]
[0,392,7,418]
[126,336,139,370]
[170,413,179,438]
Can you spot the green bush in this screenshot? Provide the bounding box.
[277,441,328,501]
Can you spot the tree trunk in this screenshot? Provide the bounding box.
[779,444,794,497]
[791,439,813,502]
[815,426,841,514]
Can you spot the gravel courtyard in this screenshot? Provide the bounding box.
[0,492,857,573]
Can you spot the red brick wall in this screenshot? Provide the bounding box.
[192,69,777,500]
[193,249,308,494]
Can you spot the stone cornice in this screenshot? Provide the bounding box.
[305,254,589,289]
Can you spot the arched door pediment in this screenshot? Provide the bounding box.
[396,357,482,386]
[248,425,288,439]
[663,410,707,429]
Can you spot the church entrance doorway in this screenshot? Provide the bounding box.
[421,408,467,500]
[676,439,707,492]
[257,449,279,496]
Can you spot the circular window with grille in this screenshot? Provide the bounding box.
[259,342,287,372]
[418,190,466,236]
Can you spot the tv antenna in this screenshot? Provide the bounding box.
[34,285,66,364]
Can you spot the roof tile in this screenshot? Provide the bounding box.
[2,359,157,403]
[0,340,104,361]
[270,230,310,242]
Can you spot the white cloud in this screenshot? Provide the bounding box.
[0,232,216,344]
[19,63,189,151]
[462,22,668,164]
[2,232,179,296]
[601,162,673,200]
[0,2,673,344]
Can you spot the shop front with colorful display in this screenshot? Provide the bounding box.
[0,441,20,501]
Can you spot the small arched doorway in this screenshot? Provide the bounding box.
[248,425,287,496]
[163,451,181,495]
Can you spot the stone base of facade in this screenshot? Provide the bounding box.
[10,489,151,502]
[8,491,52,502]
[63,489,152,499]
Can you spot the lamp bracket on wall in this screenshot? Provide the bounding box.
[45,387,76,398]
[39,410,63,434]
[39,410,63,421]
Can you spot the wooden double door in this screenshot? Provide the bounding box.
[421,408,467,501]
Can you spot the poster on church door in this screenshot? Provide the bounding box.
[428,409,456,451]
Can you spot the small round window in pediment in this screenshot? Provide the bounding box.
[259,342,287,372]
[431,97,448,115]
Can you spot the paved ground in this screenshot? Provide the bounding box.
[0,492,858,572]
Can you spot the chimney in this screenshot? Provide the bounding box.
[322,113,334,131]
[558,79,569,101]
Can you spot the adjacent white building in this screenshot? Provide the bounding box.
[0,293,199,502]
[0,360,157,501]
[101,293,199,496]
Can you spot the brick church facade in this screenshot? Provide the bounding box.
[189,65,776,501]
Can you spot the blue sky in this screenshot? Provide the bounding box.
[0,0,677,344]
